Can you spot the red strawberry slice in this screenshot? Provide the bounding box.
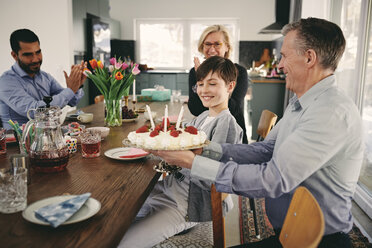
[150,130,159,137]
[169,125,176,131]
[170,130,179,137]
[185,126,198,135]
[155,124,162,132]
[136,125,149,133]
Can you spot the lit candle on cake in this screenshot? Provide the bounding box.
[146,105,155,130]
[164,105,168,133]
[175,105,184,130]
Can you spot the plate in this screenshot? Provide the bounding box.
[22,195,101,226]
[122,138,210,151]
[122,117,139,123]
[6,133,17,143]
[104,147,149,160]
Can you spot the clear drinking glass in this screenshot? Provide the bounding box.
[80,130,101,158]
[0,167,28,213]
[172,90,182,102]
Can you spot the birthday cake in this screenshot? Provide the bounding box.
[127,120,207,150]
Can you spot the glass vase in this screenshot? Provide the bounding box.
[104,99,122,127]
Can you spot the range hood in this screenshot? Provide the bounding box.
[259,0,290,34]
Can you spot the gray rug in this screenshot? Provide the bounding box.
[152,222,213,248]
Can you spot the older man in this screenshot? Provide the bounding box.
[154,18,363,248]
[0,29,86,128]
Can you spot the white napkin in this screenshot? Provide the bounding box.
[34,193,91,228]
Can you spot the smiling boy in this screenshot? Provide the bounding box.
[119,56,243,248]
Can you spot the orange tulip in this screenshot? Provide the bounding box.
[89,59,98,69]
[115,71,123,80]
[97,60,104,69]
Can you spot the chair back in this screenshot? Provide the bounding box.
[211,184,228,248]
[279,186,325,248]
[94,95,104,104]
[256,110,277,141]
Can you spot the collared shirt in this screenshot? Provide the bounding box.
[0,63,84,128]
[191,75,364,235]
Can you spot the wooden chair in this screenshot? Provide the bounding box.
[256,109,278,141]
[210,110,278,247]
[279,186,325,248]
[94,95,104,104]
[211,184,229,248]
[248,109,278,238]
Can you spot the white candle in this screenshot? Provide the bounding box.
[146,105,155,130]
[175,106,184,130]
[164,105,168,133]
[132,80,136,101]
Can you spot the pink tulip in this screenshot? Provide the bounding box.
[132,64,141,75]
[122,62,129,70]
[110,57,116,65]
[115,62,122,70]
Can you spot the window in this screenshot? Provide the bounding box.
[135,19,239,70]
[334,0,372,219]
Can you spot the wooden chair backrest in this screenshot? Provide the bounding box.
[94,95,105,104]
[210,110,278,247]
[279,186,325,248]
[211,184,228,248]
[256,109,277,140]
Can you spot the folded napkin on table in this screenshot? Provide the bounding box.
[119,148,149,158]
[34,193,91,228]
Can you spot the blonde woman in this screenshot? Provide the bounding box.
[188,25,248,143]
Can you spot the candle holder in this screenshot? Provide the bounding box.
[124,96,129,107]
[132,99,137,112]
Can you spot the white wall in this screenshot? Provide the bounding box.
[109,0,279,41]
[302,0,331,19]
[0,0,74,87]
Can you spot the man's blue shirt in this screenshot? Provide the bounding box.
[0,63,84,128]
[191,75,364,235]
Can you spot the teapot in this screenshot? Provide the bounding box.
[22,96,69,173]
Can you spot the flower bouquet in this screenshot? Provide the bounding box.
[84,58,140,126]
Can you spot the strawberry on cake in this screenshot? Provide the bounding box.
[127,119,207,150]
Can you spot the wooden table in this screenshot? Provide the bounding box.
[0,101,192,248]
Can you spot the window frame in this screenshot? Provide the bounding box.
[331,0,372,219]
[134,18,240,70]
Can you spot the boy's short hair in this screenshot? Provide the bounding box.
[196,56,237,85]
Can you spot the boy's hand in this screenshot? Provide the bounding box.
[191,148,203,155]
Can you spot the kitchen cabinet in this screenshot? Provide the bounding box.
[250,77,286,140]
[135,71,189,95]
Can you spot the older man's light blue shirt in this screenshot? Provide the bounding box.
[0,63,84,128]
[191,75,363,235]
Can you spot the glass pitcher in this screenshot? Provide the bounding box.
[22,97,69,173]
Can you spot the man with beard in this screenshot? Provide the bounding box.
[0,29,86,128]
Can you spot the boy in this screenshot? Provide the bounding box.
[119,56,243,247]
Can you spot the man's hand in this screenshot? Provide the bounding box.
[64,60,87,93]
[149,150,196,169]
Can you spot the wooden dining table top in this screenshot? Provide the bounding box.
[0,100,192,248]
